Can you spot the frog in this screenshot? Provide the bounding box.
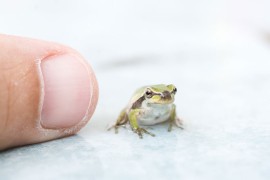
[109,84,183,138]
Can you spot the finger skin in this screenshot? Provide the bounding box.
[0,34,99,150]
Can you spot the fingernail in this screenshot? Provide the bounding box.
[40,54,91,129]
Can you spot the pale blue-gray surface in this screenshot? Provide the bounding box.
[1,0,270,180]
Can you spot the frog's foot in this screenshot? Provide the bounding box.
[133,127,155,139]
[168,117,184,132]
[108,124,126,134]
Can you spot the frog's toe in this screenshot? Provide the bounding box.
[114,126,119,134]
[175,118,184,129]
[138,131,143,139]
[141,128,155,137]
[133,129,142,138]
[168,123,173,132]
[107,125,120,134]
[107,125,113,131]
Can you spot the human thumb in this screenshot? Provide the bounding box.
[0,34,98,150]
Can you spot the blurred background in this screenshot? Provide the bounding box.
[1,0,270,180]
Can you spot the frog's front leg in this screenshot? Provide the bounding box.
[108,109,128,133]
[168,104,184,132]
[129,109,155,138]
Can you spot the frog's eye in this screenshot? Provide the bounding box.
[172,87,177,94]
[167,84,177,94]
[145,89,153,98]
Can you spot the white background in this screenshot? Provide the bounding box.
[1,0,270,180]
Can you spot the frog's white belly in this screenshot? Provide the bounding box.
[137,103,172,126]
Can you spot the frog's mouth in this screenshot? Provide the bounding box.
[149,98,174,105]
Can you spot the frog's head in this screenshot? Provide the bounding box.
[144,84,177,104]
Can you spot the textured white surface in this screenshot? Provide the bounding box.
[1,0,270,180]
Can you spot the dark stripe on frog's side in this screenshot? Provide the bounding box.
[131,96,145,109]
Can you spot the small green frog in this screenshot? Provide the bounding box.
[109,84,183,138]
